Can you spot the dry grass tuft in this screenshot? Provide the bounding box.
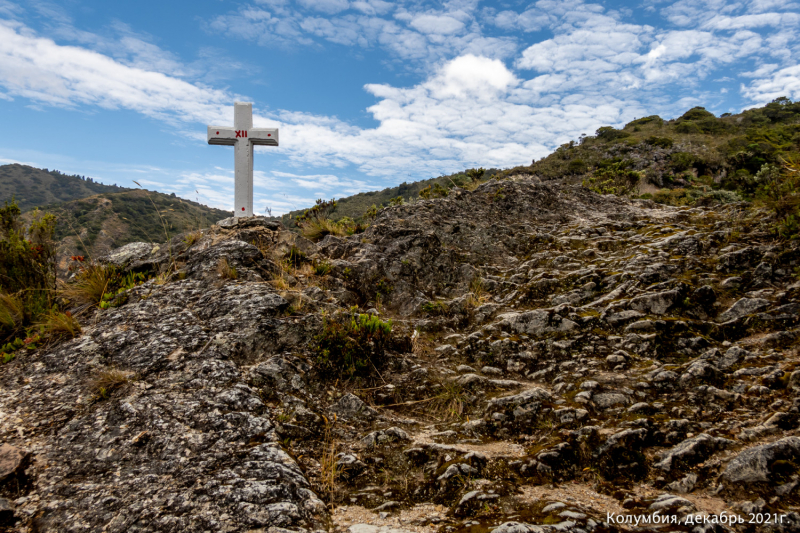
[61,263,116,307]
[271,273,290,290]
[216,257,238,280]
[90,367,134,400]
[183,230,202,247]
[39,310,82,339]
[464,276,487,309]
[300,218,347,242]
[317,414,340,501]
[298,263,315,277]
[429,379,468,421]
[0,293,24,331]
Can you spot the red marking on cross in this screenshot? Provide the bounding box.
[268,134,271,137]
[216,131,219,134]
[236,130,242,138]
[242,207,245,211]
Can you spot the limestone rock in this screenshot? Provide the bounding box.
[330,393,378,421]
[654,433,732,472]
[722,437,800,485]
[718,297,771,322]
[0,444,29,485]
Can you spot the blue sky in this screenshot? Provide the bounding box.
[0,0,798,215]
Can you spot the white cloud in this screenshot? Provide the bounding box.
[205,1,517,67]
[742,64,800,103]
[272,171,375,193]
[0,20,233,123]
[409,14,465,35]
[297,0,350,14]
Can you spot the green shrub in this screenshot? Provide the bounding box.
[582,159,641,195]
[762,158,800,238]
[314,309,393,378]
[679,107,716,121]
[670,152,696,172]
[596,126,631,141]
[466,167,485,181]
[567,159,588,174]
[419,183,449,199]
[626,115,663,128]
[704,190,742,204]
[675,121,702,134]
[776,214,799,240]
[421,300,449,316]
[644,136,674,149]
[652,188,701,206]
[0,201,56,344]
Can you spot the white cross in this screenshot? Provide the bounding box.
[207,102,279,217]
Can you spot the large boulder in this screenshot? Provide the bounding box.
[0,444,29,486]
[718,298,771,322]
[629,289,681,315]
[721,437,800,485]
[654,433,732,473]
[497,310,578,337]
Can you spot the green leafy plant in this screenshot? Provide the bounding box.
[314,260,332,276]
[643,136,674,148]
[421,300,449,316]
[582,159,642,196]
[0,200,57,344]
[313,309,393,378]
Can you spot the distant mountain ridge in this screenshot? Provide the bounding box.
[0,164,130,211]
[1,164,231,267]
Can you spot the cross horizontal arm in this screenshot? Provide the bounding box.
[249,128,279,146]
[208,126,236,146]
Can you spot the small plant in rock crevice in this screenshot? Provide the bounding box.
[90,367,134,401]
[38,310,81,339]
[316,414,340,502]
[313,260,332,276]
[62,261,148,310]
[421,300,449,316]
[582,159,642,196]
[216,257,238,280]
[313,308,393,379]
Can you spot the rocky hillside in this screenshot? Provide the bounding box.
[3,164,231,268]
[1,174,799,532]
[0,164,129,211]
[42,189,231,271]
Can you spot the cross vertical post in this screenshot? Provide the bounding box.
[207,102,279,217]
